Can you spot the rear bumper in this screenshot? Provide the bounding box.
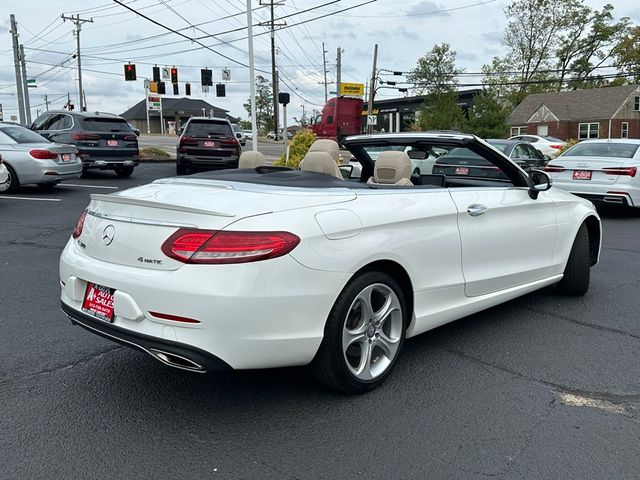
[61,301,232,372]
[17,159,83,184]
[82,158,139,170]
[177,154,239,170]
[551,180,638,207]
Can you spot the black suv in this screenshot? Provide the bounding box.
[176,117,241,175]
[30,111,139,177]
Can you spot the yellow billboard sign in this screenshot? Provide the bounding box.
[339,82,364,96]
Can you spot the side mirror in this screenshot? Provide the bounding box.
[176,127,183,136]
[407,149,427,160]
[528,169,552,199]
[236,132,242,138]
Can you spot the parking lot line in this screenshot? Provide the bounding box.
[61,184,119,190]
[0,196,62,202]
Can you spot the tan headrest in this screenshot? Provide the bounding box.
[300,151,342,179]
[373,151,412,184]
[308,139,340,163]
[238,151,267,168]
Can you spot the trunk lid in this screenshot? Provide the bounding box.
[549,155,627,185]
[77,178,356,271]
[13,142,78,165]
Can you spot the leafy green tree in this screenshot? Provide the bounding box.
[613,25,640,84]
[418,91,466,131]
[407,43,462,95]
[463,90,510,139]
[273,128,317,168]
[243,75,273,134]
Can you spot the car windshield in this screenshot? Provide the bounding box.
[231,124,241,132]
[542,135,563,142]
[186,121,232,137]
[0,126,50,144]
[562,142,639,159]
[487,141,510,153]
[82,118,132,132]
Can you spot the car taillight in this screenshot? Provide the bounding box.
[72,133,100,141]
[161,228,300,264]
[179,136,198,146]
[124,135,138,141]
[30,149,58,160]
[544,165,565,172]
[72,209,88,239]
[550,144,563,149]
[602,167,637,177]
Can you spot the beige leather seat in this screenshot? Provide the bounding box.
[308,139,341,163]
[367,151,413,186]
[300,151,343,179]
[238,151,267,169]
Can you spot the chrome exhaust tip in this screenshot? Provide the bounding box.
[148,348,206,373]
[603,196,623,204]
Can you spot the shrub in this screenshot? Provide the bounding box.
[273,128,317,168]
[557,138,578,156]
[139,146,170,159]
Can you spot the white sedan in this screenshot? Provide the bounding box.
[509,134,566,158]
[0,156,9,191]
[59,133,601,393]
[545,139,640,208]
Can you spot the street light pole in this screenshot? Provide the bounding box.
[247,0,258,151]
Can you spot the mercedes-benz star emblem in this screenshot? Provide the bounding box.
[102,225,115,246]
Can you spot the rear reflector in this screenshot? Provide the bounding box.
[30,149,58,160]
[161,228,300,264]
[72,209,88,239]
[544,165,565,172]
[149,311,201,324]
[602,167,637,177]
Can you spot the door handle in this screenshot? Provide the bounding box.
[466,204,488,217]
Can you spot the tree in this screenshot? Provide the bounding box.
[418,92,466,131]
[613,25,640,84]
[463,90,510,139]
[407,43,462,95]
[243,75,273,134]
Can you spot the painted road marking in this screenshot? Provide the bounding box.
[0,196,62,202]
[61,184,119,190]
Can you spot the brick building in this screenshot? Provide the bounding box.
[507,85,640,141]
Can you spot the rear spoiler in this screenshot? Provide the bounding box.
[89,193,235,218]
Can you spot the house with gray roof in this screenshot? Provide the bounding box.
[121,97,237,134]
[507,85,640,140]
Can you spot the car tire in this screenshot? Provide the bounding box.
[176,164,188,175]
[115,166,134,178]
[311,270,407,394]
[557,223,590,296]
[1,163,19,194]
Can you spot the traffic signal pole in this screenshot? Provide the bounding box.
[62,14,93,112]
[246,1,258,151]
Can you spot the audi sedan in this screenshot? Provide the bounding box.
[0,122,81,193]
[545,139,640,208]
[60,133,600,393]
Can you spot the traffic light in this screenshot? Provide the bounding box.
[157,81,166,94]
[201,68,212,86]
[185,82,191,96]
[170,67,178,84]
[216,83,225,97]
[152,66,160,82]
[149,81,158,93]
[124,64,136,81]
[173,83,179,95]
[278,92,290,105]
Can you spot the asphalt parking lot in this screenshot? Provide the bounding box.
[1,163,640,479]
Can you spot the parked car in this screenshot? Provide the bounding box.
[128,123,141,136]
[30,111,139,177]
[508,134,566,158]
[545,138,640,208]
[231,124,246,146]
[243,130,253,140]
[0,156,8,192]
[486,139,549,170]
[0,122,81,193]
[176,117,241,175]
[267,131,293,140]
[60,132,600,393]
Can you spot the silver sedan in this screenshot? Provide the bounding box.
[0,123,81,193]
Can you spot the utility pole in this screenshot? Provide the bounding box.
[61,14,93,112]
[19,44,31,124]
[44,95,49,111]
[367,43,378,134]
[336,47,342,94]
[10,15,26,125]
[259,1,285,139]
[247,0,258,151]
[322,42,328,103]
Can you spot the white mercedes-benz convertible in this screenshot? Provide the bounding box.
[59,133,601,393]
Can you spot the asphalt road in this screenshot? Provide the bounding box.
[1,164,640,479]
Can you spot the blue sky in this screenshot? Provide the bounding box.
[1,0,638,124]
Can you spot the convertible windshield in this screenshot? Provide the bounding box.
[562,142,639,159]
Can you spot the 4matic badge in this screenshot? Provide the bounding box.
[137,257,163,265]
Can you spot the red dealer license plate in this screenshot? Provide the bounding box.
[203,141,216,147]
[455,167,470,175]
[107,140,118,147]
[82,282,115,322]
[62,153,71,161]
[572,170,592,180]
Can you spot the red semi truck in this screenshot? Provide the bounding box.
[310,96,364,145]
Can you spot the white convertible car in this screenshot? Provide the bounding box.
[59,133,601,393]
